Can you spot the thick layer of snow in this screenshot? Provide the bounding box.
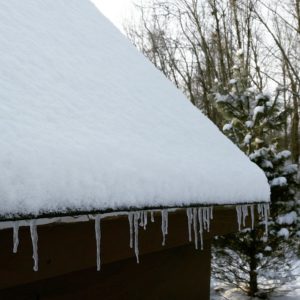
[0,0,270,217]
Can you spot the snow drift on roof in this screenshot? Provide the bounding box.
[0,0,269,216]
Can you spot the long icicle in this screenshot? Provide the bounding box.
[95,215,101,271]
[186,208,193,242]
[263,203,270,236]
[30,220,38,272]
[161,210,165,246]
[236,205,242,231]
[193,208,198,250]
[257,203,263,217]
[206,208,210,232]
[139,211,144,227]
[202,208,207,231]
[134,212,140,264]
[242,205,248,227]
[250,205,255,230]
[151,211,155,222]
[13,222,20,254]
[128,212,134,248]
[198,208,204,250]
[165,210,169,235]
[161,210,169,246]
[143,211,148,230]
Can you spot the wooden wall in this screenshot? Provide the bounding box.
[0,207,239,300]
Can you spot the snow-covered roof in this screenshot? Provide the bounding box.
[0,0,269,218]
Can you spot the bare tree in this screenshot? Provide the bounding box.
[126,0,266,127]
[125,2,300,296]
[253,0,300,162]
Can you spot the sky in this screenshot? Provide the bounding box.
[91,0,136,30]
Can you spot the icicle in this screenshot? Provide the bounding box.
[257,203,270,236]
[128,212,134,249]
[139,211,144,227]
[210,206,214,220]
[30,220,38,272]
[161,210,165,246]
[202,208,207,231]
[186,208,193,242]
[134,212,140,264]
[256,203,270,236]
[242,205,248,227]
[13,222,20,254]
[95,215,101,271]
[165,210,168,235]
[206,208,210,232]
[257,203,263,216]
[161,210,168,246]
[263,203,270,236]
[236,205,242,231]
[150,211,155,222]
[198,208,204,250]
[193,208,198,250]
[250,205,255,230]
[143,211,148,230]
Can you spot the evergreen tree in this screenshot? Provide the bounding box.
[212,51,299,297]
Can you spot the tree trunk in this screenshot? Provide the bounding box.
[292,0,300,163]
[248,229,258,297]
[290,78,299,163]
[291,95,299,163]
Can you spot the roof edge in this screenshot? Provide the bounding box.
[0,201,269,223]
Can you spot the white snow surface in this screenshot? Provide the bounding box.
[271,177,288,187]
[244,134,252,145]
[222,123,232,131]
[245,120,254,128]
[283,164,298,175]
[229,79,237,85]
[236,49,244,57]
[277,211,298,225]
[277,228,290,239]
[253,105,265,120]
[0,0,270,216]
[276,150,291,160]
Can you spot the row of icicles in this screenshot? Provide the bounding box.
[9,203,270,272]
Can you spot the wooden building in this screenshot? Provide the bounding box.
[0,1,270,299]
[0,206,266,299]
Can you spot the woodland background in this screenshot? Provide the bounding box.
[125,0,300,298]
